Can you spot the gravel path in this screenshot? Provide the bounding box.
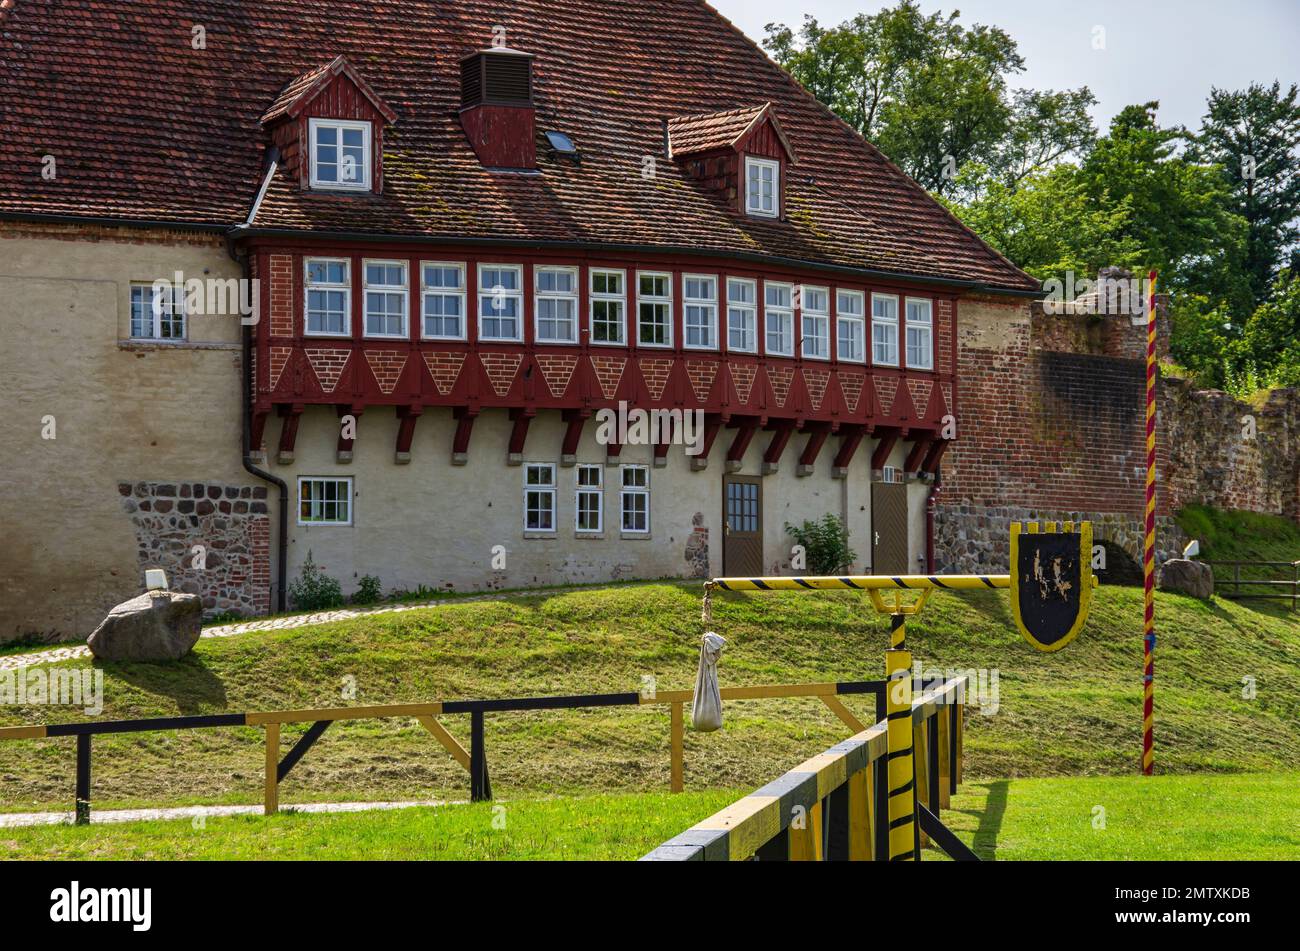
[0,798,460,828]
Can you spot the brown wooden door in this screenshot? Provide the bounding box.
[723,475,763,577]
[871,482,909,574]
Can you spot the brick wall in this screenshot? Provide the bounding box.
[936,292,1298,573]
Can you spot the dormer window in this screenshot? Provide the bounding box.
[310,119,372,190]
[745,156,779,217]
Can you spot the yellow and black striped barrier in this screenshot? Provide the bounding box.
[642,676,969,861]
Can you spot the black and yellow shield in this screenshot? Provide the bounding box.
[1010,522,1093,652]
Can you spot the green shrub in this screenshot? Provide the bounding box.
[352,574,384,606]
[287,551,344,611]
[785,514,857,575]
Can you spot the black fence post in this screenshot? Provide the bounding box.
[927,713,941,812]
[873,754,888,861]
[469,711,492,802]
[74,734,91,826]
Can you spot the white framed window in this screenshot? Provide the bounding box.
[575,464,603,533]
[535,266,579,344]
[745,156,779,217]
[478,264,523,342]
[297,477,353,525]
[637,271,672,347]
[800,285,830,359]
[363,260,408,338]
[905,297,934,370]
[881,465,901,484]
[836,290,866,363]
[871,293,900,366]
[305,258,351,336]
[620,465,650,534]
[129,283,186,341]
[683,274,718,349]
[590,268,627,345]
[727,278,757,353]
[765,281,794,356]
[421,262,466,339]
[309,118,371,191]
[523,463,557,532]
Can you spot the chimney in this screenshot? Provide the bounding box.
[460,47,536,170]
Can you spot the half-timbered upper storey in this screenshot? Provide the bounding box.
[0,0,1038,472]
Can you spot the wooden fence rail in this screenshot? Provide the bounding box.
[641,676,971,862]
[0,680,886,824]
[1205,560,1299,609]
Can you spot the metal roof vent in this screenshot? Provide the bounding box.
[461,46,534,108]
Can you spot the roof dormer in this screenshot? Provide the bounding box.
[668,103,797,220]
[261,56,397,194]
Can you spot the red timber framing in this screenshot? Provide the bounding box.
[249,240,960,465]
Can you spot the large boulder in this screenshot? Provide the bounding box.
[1157,559,1214,600]
[87,591,203,661]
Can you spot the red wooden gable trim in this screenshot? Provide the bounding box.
[262,55,397,126]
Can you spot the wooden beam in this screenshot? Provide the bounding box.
[451,407,477,465]
[506,407,533,465]
[725,417,758,472]
[560,410,588,466]
[761,420,795,475]
[788,799,823,860]
[250,410,270,456]
[832,423,867,478]
[690,415,723,471]
[264,722,279,815]
[904,435,934,476]
[417,715,471,771]
[671,701,684,793]
[847,767,871,861]
[923,438,951,475]
[395,404,422,464]
[275,403,304,465]
[870,427,899,472]
[335,403,364,463]
[797,424,830,476]
[819,695,866,732]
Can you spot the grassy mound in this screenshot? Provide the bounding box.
[0,583,1296,812]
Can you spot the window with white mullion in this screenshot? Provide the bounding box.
[297,477,353,525]
[523,463,557,533]
[683,274,718,349]
[726,278,757,353]
[129,283,186,341]
[745,156,779,218]
[800,285,830,359]
[363,260,408,338]
[421,262,466,340]
[589,268,627,345]
[478,264,523,342]
[620,465,650,534]
[836,289,866,363]
[575,464,603,533]
[905,297,934,370]
[305,258,351,336]
[871,293,900,366]
[535,266,579,344]
[765,281,794,356]
[636,272,672,347]
[309,118,371,191]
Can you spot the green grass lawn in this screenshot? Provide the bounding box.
[947,772,1300,860]
[0,580,1296,815]
[1178,505,1300,587]
[4,773,1294,860]
[0,790,739,860]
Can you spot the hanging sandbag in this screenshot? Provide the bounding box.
[691,632,727,732]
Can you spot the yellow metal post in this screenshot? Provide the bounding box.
[885,614,917,861]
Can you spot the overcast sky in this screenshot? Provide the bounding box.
[711,0,1299,132]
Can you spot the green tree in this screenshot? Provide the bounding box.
[763,2,1094,197]
[1188,82,1300,304]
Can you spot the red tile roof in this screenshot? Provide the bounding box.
[262,56,398,126]
[0,0,1038,293]
[669,103,781,157]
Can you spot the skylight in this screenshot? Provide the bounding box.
[544,131,578,155]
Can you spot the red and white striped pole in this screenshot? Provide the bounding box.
[1142,270,1158,775]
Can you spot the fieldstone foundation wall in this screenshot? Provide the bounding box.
[934,503,1187,577]
[119,481,271,618]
